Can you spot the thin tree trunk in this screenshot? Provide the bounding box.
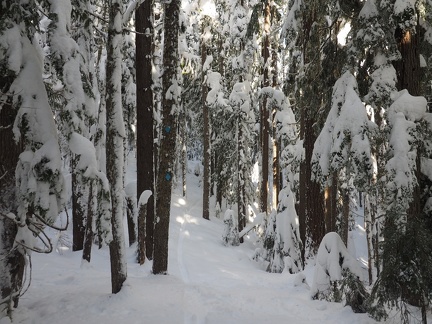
[202,23,210,221]
[136,0,155,261]
[152,0,180,275]
[106,0,127,294]
[341,189,349,247]
[82,181,95,263]
[0,84,25,315]
[364,193,373,285]
[137,203,146,265]
[126,196,136,246]
[237,119,244,242]
[181,105,187,197]
[260,1,271,214]
[72,157,85,251]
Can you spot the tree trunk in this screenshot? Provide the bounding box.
[137,203,146,265]
[181,105,187,198]
[260,1,271,214]
[324,172,337,233]
[136,0,155,261]
[72,157,86,252]
[82,181,95,263]
[202,23,210,221]
[0,78,26,316]
[340,188,350,247]
[106,0,127,294]
[271,13,280,211]
[237,119,244,242]
[364,193,373,285]
[126,196,136,246]
[152,0,180,275]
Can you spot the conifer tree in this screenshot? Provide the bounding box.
[0,0,66,315]
[105,0,127,293]
[136,0,155,262]
[153,0,181,274]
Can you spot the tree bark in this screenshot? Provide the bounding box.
[106,0,127,294]
[136,0,155,261]
[260,0,271,214]
[82,181,94,263]
[137,203,146,265]
[202,22,210,220]
[126,196,136,246]
[152,0,180,275]
[0,78,26,315]
[237,119,245,242]
[72,157,86,252]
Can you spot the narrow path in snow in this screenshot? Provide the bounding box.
[169,172,380,324]
[176,187,211,324]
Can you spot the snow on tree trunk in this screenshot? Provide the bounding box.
[0,79,25,317]
[105,0,127,294]
[201,18,210,221]
[0,2,66,315]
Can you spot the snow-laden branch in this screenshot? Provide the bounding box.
[123,0,146,25]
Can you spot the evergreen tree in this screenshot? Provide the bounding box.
[105,0,127,293]
[153,0,181,274]
[312,71,373,246]
[136,0,155,263]
[0,0,66,315]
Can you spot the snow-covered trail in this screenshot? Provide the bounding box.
[12,169,379,324]
[167,172,376,324]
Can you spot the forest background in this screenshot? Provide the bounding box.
[0,0,432,323]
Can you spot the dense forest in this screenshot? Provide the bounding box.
[1,0,432,323]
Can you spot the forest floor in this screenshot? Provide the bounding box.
[8,161,429,324]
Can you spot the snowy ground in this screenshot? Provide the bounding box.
[8,165,427,324]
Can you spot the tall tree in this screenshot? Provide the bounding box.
[152,0,181,274]
[259,0,271,214]
[367,1,432,322]
[105,0,127,293]
[201,12,211,221]
[45,0,100,253]
[283,0,328,259]
[0,70,25,319]
[136,0,155,263]
[0,0,66,316]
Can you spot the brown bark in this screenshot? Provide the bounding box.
[302,117,325,254]
[152,0,180,275]
[297,6,326,260]
[136,0,155,260]
[324,172,337,233]
[260,1,271,214]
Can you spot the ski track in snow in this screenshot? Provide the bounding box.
[176,183,210,323]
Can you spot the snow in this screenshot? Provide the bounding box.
[200,0,216,19]
[138,190,153,207]
[359,0,378,19]
[311,232,363,299]
[12,170,382,324]
[389,89,427,123]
